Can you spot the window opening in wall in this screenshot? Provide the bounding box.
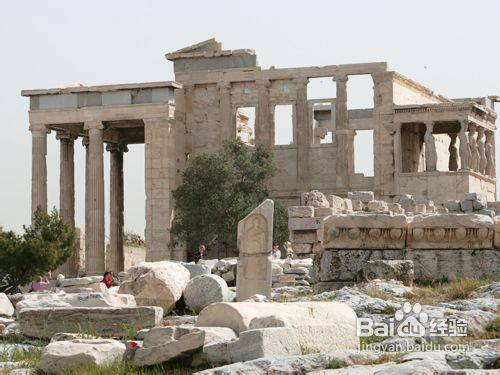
[235,107,255,146]
[347,74,374,110]
[274,104,294,145]
[354,130,374,176]
[308,78,336,144]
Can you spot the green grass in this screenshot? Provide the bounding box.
[327,358,347,369]
[33,361,193,375]
[0,346,42,368]
[300,345,320,355]
[408,279,496,305]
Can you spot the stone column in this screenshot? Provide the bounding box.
[84,121,105,275]
[256,79,272,146]
[144,117,173,261]
[448,133,458,171]
[468,124,480,172]
[393,123,402,193]
[184,84,195,155]
[334,75,353,190]
[55,131,77,276]
[218,82,234,141]
[107,143,126,273]
[458,120,470,171]
[424,122,437,172]
[477,127,487,175]
[30,124,49,220]
[294,77,310,191]
[485,130,495,177]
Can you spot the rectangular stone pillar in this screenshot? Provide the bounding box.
[55,131,77,277]
[294,77,311,191]
[107,143,125,273]
[218,82,234,141]
[334,75,353,191]
[84,122,105,275]
[30,124,49,220]
[256,79,272,146]
[144,117,173,261]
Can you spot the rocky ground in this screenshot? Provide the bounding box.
[0,262,498,374]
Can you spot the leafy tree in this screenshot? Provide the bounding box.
[0,207,76,293]
[171,139,289,259]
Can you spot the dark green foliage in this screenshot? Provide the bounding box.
[0,207,76,293]
[171,139,289,258]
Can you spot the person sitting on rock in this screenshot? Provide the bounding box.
[272,243,282,260]
[29,276,50,292]
[101,271,114,288]
[193,245,206,264]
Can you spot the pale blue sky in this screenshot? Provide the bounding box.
[1,0,499,235]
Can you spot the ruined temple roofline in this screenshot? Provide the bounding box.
[21,81,182,97]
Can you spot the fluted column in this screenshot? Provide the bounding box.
[334,74,352,190]
[424,122,437,172]
[448,133,458,171]
[107,143,126,273]
[55,131,77,276]
[485,131,495,177]
[477,127,487,175]
[84,121,105,275]
[30,124,49,220]
[459,120,470,171]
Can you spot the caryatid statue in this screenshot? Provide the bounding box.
[424,122,437,172]
[477,127,487,175]
[448,133,458,171]
[468,124,480,172]
[485,131,495,177]
[458,120,470,171]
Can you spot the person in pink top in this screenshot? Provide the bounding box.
[30,276,50,292]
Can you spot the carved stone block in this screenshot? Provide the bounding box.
[322,214,407,249]
[287,206,314,218]
[407,214,493,249]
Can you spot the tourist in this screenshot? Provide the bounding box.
[272,243,282,260]
[101,271,114,288]
[29,276,50,293]
[193,245,206,264]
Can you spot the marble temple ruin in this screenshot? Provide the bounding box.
[22,38,499,275]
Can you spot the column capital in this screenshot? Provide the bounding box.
[217,81,231,90]
[84,121,104,131]
[424,121,434,132]
[29,123,49,134]
[56,130,77,142]
[333,74,348,83]
[106,143,128,153]
[459,119,469,130]
[256,79,271,89]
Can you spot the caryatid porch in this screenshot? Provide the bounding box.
[22,81,181,276]
[393,101,497,204]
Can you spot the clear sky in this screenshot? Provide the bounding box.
[1,0,499,236]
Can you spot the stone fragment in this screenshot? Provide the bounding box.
[290,230,318,243]
[347,191,374,203]
[446,200,461,212]
[181,263,212,278]
[292,243,312,254]
[0,293,14,317]
[288,217,323,231]
[184,274,231,313]
[478,209,495,217]
[473,200,485,210]
[465,192,483,201]
[314,207,335,218]
[367,200,388,212]
[487,201,500,212]
[58,276,103,292]
[50,332,97,342]
[387,203,404,214]
[358,260,414,286]
[328,195,345,211]
[460,199,473,212]
[344,199,353,211]
[118,261,190,312]
[221,271,235,284]
[287,206,314,218]
[16,291,136,312]
[303,190,330,208]
[18,306,163,339]
[312,242,324,254]
[494,216,500,249]
[236,199,273,301]
[134,328,205,366]
[39,339,126,374]
[351,200,363,211]
[322,214,407,249]
[408,214,493,249]
[415,203,427,214]
[196,302,358,350]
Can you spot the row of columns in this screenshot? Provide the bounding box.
[420,120,495,177]
[30,122,126,276]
